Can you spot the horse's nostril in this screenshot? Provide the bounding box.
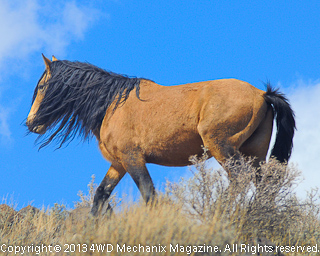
[26,122,46,134]
[34,125,46,134]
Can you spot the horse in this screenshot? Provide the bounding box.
[27,55,295,216]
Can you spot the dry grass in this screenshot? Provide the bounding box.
[167,151,308,246]
[1,153,320,255]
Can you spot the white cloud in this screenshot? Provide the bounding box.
[0,0,99,69]
[0,0,99,143]
[0,0,39,64]
[0,105,12,143]
[286,80,320,197]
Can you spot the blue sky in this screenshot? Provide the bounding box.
[1,0,320,209]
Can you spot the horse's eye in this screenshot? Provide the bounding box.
[38,84,46,92]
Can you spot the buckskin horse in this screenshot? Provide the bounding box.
[27,55,295,215]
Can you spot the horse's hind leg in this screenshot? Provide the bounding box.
[206,143,242,178]
[198,128,247,179]
[239,108,273,183]
[91,165,126,216]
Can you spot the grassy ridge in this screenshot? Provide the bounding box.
[1,154,320,255]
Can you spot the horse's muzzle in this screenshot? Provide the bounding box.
[26,121,46,134]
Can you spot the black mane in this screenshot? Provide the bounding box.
[29,60,141,149]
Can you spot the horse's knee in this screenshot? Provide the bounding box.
[91,165,126,216]
[96,185,112,201]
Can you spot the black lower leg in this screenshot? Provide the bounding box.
[91,166,125,216]
[91,182,114,216]
[127,166,156,204]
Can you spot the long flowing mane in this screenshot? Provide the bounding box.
[30,60,141,149]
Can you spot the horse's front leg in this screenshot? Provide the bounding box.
[91,165,126,216]
[124,161,156,205]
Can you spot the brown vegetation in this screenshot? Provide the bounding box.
[1,155,319,255]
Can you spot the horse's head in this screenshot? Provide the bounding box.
[26,54,58,134]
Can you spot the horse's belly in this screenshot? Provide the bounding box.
[144,133,206,166]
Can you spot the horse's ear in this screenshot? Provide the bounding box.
[42,54,51,71]
[52,55,58,62]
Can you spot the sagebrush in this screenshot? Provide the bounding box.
[1,154,319,255]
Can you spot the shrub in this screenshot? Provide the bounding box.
[1,153,320,255]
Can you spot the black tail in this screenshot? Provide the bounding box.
[263,84,296,163]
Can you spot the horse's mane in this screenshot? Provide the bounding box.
[29,60,141,149]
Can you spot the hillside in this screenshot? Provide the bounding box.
[1,154,319,255]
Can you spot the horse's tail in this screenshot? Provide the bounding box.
[263,84,296,163]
